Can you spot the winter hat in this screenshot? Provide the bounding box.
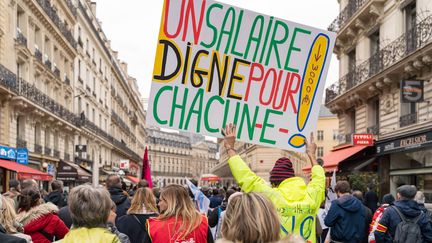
[269,157,295,185]
[397,185,417,199]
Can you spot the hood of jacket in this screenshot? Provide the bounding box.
[394,199,422,218]
[45,191,63,205]
[336,195,363,212]
[108,187,127,205]
[62,227,119,243]
[16,202,59,226]
[277,177,307,201]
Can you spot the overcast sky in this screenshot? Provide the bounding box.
[95,0,340,99]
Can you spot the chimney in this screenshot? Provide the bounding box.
[90,2,97,16]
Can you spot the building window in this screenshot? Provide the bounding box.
[333,129,338,141]
[400,101,416,127]
[317,147,324,158]
[317,131,324,141]
[367,98,380,134]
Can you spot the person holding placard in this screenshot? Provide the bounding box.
[222,124,325,242]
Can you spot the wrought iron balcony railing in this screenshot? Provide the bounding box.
[44,147,52,156]
[326,15,432,103]
[16,137,27,148]
[54,149,60,157]
[367,125,379,135]
[53,66,60,77]
[65,0,77,17]
[328,0,369,32]
[35,49,42,62]
[111,111,131,134]
[34,0,77,49]
[34,143,42,154]
[400,113,417,128]
[44,59,52,70]
[64,76,70,86]
[16,30,28,47]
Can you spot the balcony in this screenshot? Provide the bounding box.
[16,137,27,148]
[400,113,417,128]
[111,111,131,134]
[34,144,42,154]
[53,149,60,157]
[367,125,379,135]
[16,30,27,47]
[65,0,77,17]
[328,0,369,32]
[64,152,70,161]
[34,49,43,62]
[44,59,52,70]
[44,147,52,156]
[326,15,432,104]
[64,76,71,86]
[34,0,76,49]
[53,66,60,78]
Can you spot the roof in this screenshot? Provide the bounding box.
[319,105,336,117]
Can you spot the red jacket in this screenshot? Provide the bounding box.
[148,214,209,243]
[17,203,69,243]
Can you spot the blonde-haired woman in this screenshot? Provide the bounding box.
[0,195,32,242]
[144,184,213,243]
[218,192,280,243]
[117,188,158,243]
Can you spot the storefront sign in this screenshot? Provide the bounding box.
[16,148,28,165]
[0,145,16,160]
[75,145,87,153]
[352,134,374,146]
[401,80,423,103]
[376,131,432,154]
[147,0,336,152]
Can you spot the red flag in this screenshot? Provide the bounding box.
[142,147,153,188]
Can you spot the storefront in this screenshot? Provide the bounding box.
[57,160,91,190]
[376,128,432,202]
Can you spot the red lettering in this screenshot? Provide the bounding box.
[182,0,206,44]
[163,0,186,39]
[259,68,277,106]
[284,73,300,113]
[272,70,290,110]
[245,63,264,101]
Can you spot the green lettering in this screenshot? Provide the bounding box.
[169,86,189,129]
[285,27,311,72]
[222,99,231,129]
[259,16,274,63]
[200,3,223,49]
[244,15,264,61]
[238,104,259,140]
[216,7,236,54]
[153,86,172,125]
[184,89,204,133]
[265,20,289,69]
[260,109,283,145]
[204,95,224,133]
[230,10,244,57]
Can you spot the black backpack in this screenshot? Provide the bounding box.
[392,206,423,243]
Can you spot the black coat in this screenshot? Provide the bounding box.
[44,191,67,208]
[58,206,73,228]
[0,225,27,243]
[108,187,131,218]
[117,213,158,243]
[364,190,379,212]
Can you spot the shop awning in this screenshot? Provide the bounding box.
[125,175,140,184]
[0,159,52,181]
[57,160,91,182]
[302,145,369,173]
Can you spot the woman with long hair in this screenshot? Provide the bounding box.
[16,187,69,243]
[218,192,281,243]
[117,188,158,243]
[144,184,213,243]
[0,194,32,242]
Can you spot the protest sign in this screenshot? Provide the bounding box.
[147,0,336,151]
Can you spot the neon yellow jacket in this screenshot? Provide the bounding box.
[228,155,325,243]
[59,227,120,243]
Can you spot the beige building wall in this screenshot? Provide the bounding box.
[316,116,339,158]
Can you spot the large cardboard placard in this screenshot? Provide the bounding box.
[147,0,336,151]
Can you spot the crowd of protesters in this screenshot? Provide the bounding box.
[1,124,432,243]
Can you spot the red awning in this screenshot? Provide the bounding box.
[302,145,369,173]
[126,175,140,184]
[0,159,52,181]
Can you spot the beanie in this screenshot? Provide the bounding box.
[269,157,295,185]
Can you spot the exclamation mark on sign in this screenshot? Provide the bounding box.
[289,33,330,148]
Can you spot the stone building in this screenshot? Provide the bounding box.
[326,0,432,199]
[146,128,218,187]
[0,0,145,191]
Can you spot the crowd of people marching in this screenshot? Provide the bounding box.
[0,124,431,243]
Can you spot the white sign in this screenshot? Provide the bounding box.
[148,0,336,151]
[119,159,130,170]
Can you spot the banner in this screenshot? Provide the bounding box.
[148,0,336,151]
[186,178,210,213]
